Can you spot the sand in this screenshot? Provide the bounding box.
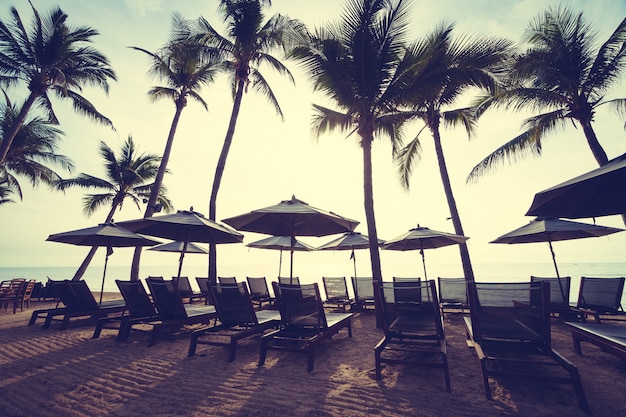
[1,295,625,417]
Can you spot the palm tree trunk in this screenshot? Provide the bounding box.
[0,91,38,164]
[130,103,185,280]
[71,204,118,281]
[208,79,245,283]
[580,119,609,166]
[432,126,475,283]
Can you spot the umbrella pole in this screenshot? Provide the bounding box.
[278,249,282,277]
[99,249,110,305]
[419,240,428,281]
[352,248,357,278]
[176,240,188,279]
[547,238,567,305]
[290,233,295,284]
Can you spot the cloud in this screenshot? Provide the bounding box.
[124,0,164,16]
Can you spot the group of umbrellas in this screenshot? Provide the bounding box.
[46,152,626,302]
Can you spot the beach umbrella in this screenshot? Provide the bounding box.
[222,195,359,281]
[246,235,316,277]
[318,232,385,278]
[118,208,244,277]
[148,240,208,278]
[490,217,624,300]
[526,152,626,219]
[382,226,469,281]
[46,222,161,304]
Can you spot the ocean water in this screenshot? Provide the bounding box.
[1,262,625,305]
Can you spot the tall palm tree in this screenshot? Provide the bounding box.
[1,98,72,201]
[54,135,172,280]
[395,23,512,283]
[129,15,219,280]
[192,0,307,282]
[467,7,626,181]
[288,0,424,288]
[0,2,116,164]
[0,182,15,204]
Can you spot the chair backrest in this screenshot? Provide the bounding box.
[172,276,193,296]
[68,280,100,310]
[2,279,25,298]
[20,279,36,301]
[50,280,83,310]
[530,276,571,308]
[322,276,349,301]
[467,281,550,347]
[116,280,157,317]
[376,280,443,336]
[577,276,625,314]
[351,277,374,301]
[147,279,188,320]
[274,282,327,330]
[211,282,257,326]
[437,277,467,304]
[218,276,237,284]
[196,277,210,295]
[246,276,270,298]
[278,276,300,285]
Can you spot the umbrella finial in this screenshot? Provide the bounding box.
[190,206,193,211]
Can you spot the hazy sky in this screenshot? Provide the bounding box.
[1,0,625,279]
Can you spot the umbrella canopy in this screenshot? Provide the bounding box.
[382,226,469,280]
[118,209,244,278]
[46,222,160,304]
[318,232,385,278]
[491,217,624,300]
[246,235,316,277]
[526,152,626,219]
[223,195,359,279]
[148,240,208,278]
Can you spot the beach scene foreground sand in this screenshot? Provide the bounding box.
[1,295,625,417]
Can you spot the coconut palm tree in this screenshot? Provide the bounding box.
[191,0,307,282]
[288,0,426,287]
[129,15,219,280]
[0,182,15,204]
[395,23,512,282]
[0,2,116,164]
[467,6,626,181]
[54,135,172,280]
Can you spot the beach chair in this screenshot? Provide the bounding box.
[530,276,573,318]
[17,279,36,311]
[375,280,450,392]
[259,282,353,372]
[351,277,376,311]
[0,279,26,314]
[195,277,212,305]
[278,276,300,285]
[464,281,590,413]
[173,276,204,304]
[218,276,237,284]
[146,278,217,346]
[392,276,422,313]
[322,276,353,312]
[92,279,161,341]
[246,276,275,309]
[188,282,280,361]
[565,321,626,360]
[575,276,626,321]
[437,277,468,314]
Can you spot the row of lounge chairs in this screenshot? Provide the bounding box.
[0,278,36,314]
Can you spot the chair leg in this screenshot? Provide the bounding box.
[442,352,451,393]
[188,334,199,357]
[228,338,238,362]
[258,339,268,367]
[307,349,315,373]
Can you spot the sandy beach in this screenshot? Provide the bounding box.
[1,294,625,417]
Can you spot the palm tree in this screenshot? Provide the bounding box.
[0,98,72,200]
[395,23,512,283]
[0,182,15,204]
[128,15,219,280]
[0,2,117,164]
[467,7,626,181]
[192,0,307,282]
[288,0,425,288]
[54,135,172,280]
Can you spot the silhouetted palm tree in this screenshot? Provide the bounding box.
[0,2,116,164]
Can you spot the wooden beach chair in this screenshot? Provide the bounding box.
[259,282,352,372]
[530,276,574,318]
[575,276,626,321]
[0,279,26,314]
[565,321,626,361]
[464,281,590,413]
[187,282,280,361]
[351,277,376,311]
[322,276,353,312]
[375,279,450,392]
[437,277,468,314]
[246,276,275,309]
[173,276,204,304]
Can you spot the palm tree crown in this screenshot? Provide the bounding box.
[0,2,117,164]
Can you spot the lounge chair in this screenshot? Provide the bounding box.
[392,277,422,313]
[246,276,275,309]
[218,276,237,284]
[530,276,574,318]
[464,281,590,413]
[278,276,300,285]
[17,279,37,311]
[30,280,126,330]
[375,280,450,392]
[173,276,204,304]
[146,278,217,346]
[322,276,353,312]
[259,282,352,372]
[0,279,26,314]
[565,321,626,360]
[575,276,625,321]
[195,277,212,304]
[437,277,468,314]
[187,282,280,361]
[351,277,376,311]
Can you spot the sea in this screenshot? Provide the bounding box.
[2,261,626,305]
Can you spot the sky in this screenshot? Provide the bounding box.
[1,0,625,281]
